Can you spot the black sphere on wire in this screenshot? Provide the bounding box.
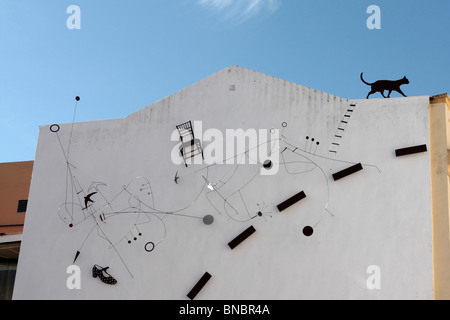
[75,96,80,101]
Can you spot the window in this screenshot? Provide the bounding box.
[0,261,17,300]
[17,200,28,213]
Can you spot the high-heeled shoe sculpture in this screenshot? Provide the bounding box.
[92,265,117,285]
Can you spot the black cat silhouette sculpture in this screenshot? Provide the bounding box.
[361,73,409,99]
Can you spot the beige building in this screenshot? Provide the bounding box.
[429,93,450,300]
[0,161,33,300]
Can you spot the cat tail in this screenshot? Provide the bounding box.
[360,73,373,86]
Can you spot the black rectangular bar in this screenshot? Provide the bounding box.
[187,272,212,300]
[332,163,363,181]
[228,226,256,250]
[277,191,307,212]
[395,144,427,157]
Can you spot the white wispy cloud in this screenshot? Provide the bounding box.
[197,0,281,22]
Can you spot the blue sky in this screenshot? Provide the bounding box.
[0,0,449,162]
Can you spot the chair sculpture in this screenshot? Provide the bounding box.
[176,121,204,167]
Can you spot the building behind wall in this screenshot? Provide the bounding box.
[11,66,450,300]
[0,161,33,300]
[429,93,450,300]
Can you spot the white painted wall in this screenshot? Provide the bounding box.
[13,66,433,299]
